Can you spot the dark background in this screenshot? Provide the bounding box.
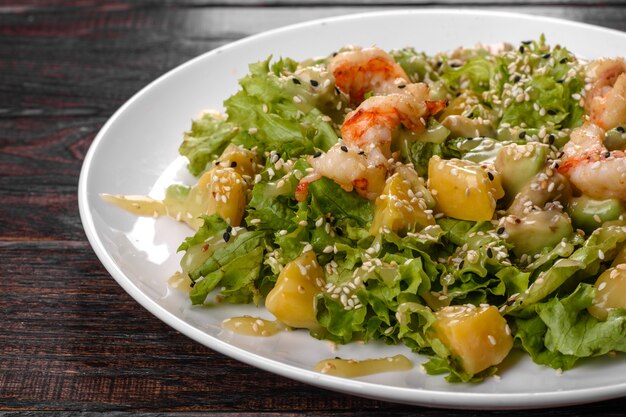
[2,1,626,415]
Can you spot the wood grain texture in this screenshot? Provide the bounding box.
[1,1,626,414]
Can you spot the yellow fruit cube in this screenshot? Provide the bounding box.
[370,172,435,236]
[195,166,247,227]
[433,305,513,375]
[588,266,626,320]
[265,251,324,329]
[218,143,258,179]
[428,156,503,221]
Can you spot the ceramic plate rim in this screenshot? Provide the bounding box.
[78,9,626,409]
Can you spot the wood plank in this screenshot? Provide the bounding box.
[2,1,626,413]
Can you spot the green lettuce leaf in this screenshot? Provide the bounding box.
[514,283,626,370]
[188,230,266,305]
[225,58,338,156]
[179,112,240,176]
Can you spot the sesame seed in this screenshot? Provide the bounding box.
[223,232,231,242]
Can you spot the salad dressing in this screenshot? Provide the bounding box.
[314,354,412,377]
[101,193,167,217]
[168,272,192,293]
[222,316,283,337]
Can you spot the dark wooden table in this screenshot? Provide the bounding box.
[2,1,626,415]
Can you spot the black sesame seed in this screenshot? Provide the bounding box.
[497,227,505,234]
[335,228,343,237]
[292,78,301,85]
[313,151,322,158]
[230,161,237,168]
[215,160,220,165]
[522,40,532,45]
[506,299,516,306]
[554,163,560,169]
[226,225,232,233]
[542,53,551,59]
[548,134,555,145]
[519,45,525,53]
[223,232,231,242]
[398,84,406,89]
[519,131,526,139]
[487,248,493,258]
[617,126,625,133]
[605,151,611,158]
[513,75,521,83]
[358,150,365,155]
[334,86,340,95]
[558,151,565,159]
[340,145,348,152]
[310,79,319,87]
[547,109,557,115]
[332,52,338,57]
[557,79,564,84]
[487,171,494,181]
[560,57,568,64]
[459,260,465,269]
[190,281,196,288]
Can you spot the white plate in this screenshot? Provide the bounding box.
[78,9,626,409]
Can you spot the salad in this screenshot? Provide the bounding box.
[104,36,626,382]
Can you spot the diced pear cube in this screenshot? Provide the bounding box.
[428,156,503,221]
[195,166,247,226]
[265,251,324,329]
[588,266,626,320]
[433,305,513,375]
[218,143,258,179]
[370,172,435,236]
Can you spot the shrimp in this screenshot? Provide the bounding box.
[296,83,445,202]
[328,46,410,104]
[585,58,626,130]
[341,83,446,159]
[558,122,626,200]
[302,143,387,201]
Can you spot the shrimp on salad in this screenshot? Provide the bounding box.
[585,58,626,130]
[297,56,445,201]
[558,58,626,200]
[328,46,411,104]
